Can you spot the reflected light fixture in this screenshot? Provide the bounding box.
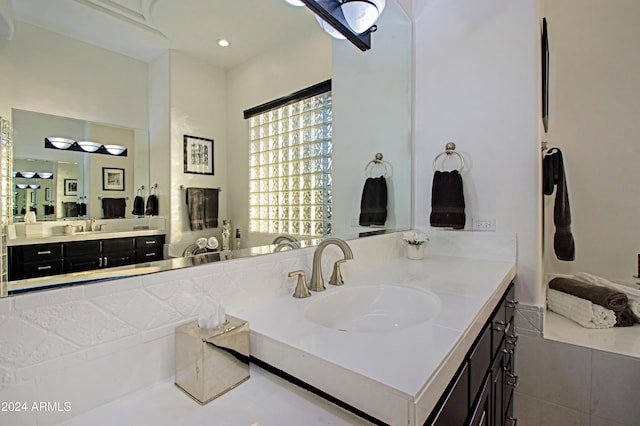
[15,184,28,189]
[284,0,306,6]
[104,145,126,155]
[18,172,35,178]
[28,184,40,189]
[36,172,53,179]
[77,140,101,152]
[340,0,385,34]
[46,137,74,149]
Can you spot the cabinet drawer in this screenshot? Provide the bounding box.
[22,243,63,262]
[23,260,64,279]
[63,240,101,258]
[65,256,101,273]
[104,253,134,268]
[505,285,517,324]
[431,362,469,426]
[135,235,163,248]
[135,248,163,263]
[102,238,135,254]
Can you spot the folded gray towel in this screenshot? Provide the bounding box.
[549,277,628,312]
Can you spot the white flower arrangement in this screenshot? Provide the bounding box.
[401,230,430,248]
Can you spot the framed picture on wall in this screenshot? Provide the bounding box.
[183,135,214,175]
[102,167,125,191]
[64,179,78,196]
[44,187,51,201]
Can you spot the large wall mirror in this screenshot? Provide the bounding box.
[1,0,411,295]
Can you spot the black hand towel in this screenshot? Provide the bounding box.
[145,194,159,216]
[359,176,388,226]
[549,277,628,311]
[77,202,87,216]
[102,197,126,219]
[186,187,219,230]
[543,148,575,261]
[430,170,465,229]
[132,195,145,216]
[615,306,637,327]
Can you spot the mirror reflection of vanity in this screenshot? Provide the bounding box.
[0,0,412,295]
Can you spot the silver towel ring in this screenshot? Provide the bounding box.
[364,153,393,178]
[432,142,465,172]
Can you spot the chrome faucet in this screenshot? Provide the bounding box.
[308,238,353,292]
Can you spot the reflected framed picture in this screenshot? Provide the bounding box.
[44,187,51,201]
[64,179,78,196]
[102,167,125,191]
[184,135,214,175]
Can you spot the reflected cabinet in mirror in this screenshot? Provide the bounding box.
[0,0,412,295]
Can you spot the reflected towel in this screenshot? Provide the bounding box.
[102,197,126,219]
[430,170,465,229]
[145,194,159,216]
[132,195,145,216]
[549,277,628,311]
[547,289,616,329]
[543,148,575,261]
[186,187,219,230]
[359,176,387,226]
[62,201,77,218]
[574,272,640,322]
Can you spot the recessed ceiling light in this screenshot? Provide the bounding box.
[217,38,230,48]
[285,0,306,6]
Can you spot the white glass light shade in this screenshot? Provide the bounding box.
[46,137,74,149]
[77,140,101,152]
[37,172,53,179]
[16,184,28,189]
[284,0,305,6]
[104,144,126,155]
[340,0,381,34]
[19,172,35,178]
[315,15,346,39]
[28,184,40,189]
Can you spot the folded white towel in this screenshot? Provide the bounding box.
[546,289,616,329]
[574,272,640,319]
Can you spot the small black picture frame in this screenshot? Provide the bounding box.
[102,167,125,191]
[64,179,78,196]
[184,135,214,175]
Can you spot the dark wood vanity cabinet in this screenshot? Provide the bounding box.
[9,235,165,280]
[427,282,517,426]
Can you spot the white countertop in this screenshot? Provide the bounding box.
[60,364,372,426]
[7,229,165,246]
[238,253,516,425]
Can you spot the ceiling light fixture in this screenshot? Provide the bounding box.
[217,38,230,47]
[340,0,385,34]
[298,0,385,51]
[284,0,306,6]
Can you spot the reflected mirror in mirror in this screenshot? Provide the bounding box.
[1,0,411,295]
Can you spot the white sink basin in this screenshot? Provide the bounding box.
[304,285,441,333]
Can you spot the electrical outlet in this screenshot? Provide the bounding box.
[472,218,496,231]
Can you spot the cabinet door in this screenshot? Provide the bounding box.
[102,237,135,254]
[65,256,101,273]
[491,343,505,426]
[469,323,491,404]
[469,376,491,426]
[63,240,101,258]
[431,362,469,426]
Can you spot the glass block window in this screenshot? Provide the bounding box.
[248,90,332,237]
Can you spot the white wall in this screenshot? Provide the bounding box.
[0,22,147,129]
[542,0,640,283]
[167,51,228,255]
[413,0,541,306]
[332,0,412,237]
[226,30,332,248]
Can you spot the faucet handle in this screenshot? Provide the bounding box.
[328,259,347,286]
[288,270,311,298]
